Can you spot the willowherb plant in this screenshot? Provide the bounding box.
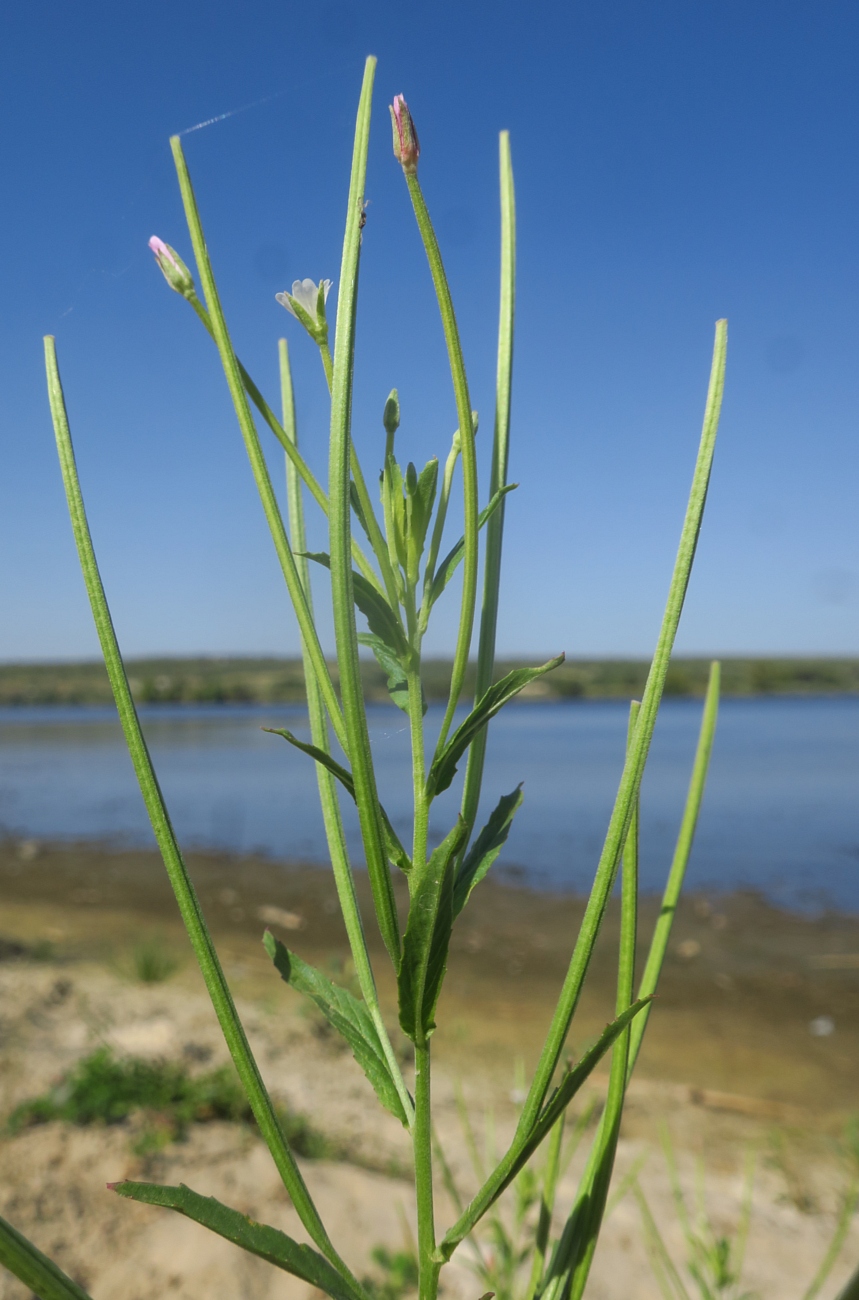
[1,51,797,1300]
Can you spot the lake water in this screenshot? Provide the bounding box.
[0,697,857,912]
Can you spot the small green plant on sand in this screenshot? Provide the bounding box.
[130,934,180,983]
[6,1047,330,1160]
[6,49,853,1300]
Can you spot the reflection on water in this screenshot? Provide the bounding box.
[0,697,857,910]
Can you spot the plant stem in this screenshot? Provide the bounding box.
[44,336,357,1286]
[458,130,516,846]
[407,657,429,877]
[169,135,348,756]
[328,57,402,967]
[404,171,478,754]
[279,339,412,1128]
[414,1041,439,1300]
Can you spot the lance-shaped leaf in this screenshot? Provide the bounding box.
[427,656,564,799]
[398,820,467,1043]
[0,1213,94,1300]
[111,1181,366,1300]
[426,484,517,610]
[358,632,409,714]
[404,457,439,583]
[264,728,411,873]
[264,934,410,1126]
[302,553,409,660]
[453,784,524,917]
[438,998,650,1259]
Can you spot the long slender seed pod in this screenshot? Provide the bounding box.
[441,321,726,1262]
[458,130,516,848]
[279,339,412,1127]
[44,336,360,1288]
[169,135,349,756]
[627,660,721,1074]
[402,163,478,754]
[328,59,402,967]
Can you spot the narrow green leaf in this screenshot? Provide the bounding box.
[0,1213,93,1300]
[303,553,409,660]
[398,820,467,1042]
[112,1182,365,1300]
[264,728,412,874]
[264,934,409,1126]
[453,784,523,917]
[427,656,564,798]
[357,632,425,716]
[427,484,517,610]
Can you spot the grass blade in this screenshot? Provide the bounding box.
[803,1179,859,1300]
[0,1213,93,1300]
[327,57,402,967]
[112,1182,366,1300]
[44,336,355,1283]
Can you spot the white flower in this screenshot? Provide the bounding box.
[275,278,332,327]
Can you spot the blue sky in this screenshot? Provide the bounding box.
[1,0,857,661]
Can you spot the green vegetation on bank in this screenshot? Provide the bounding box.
[0,655,856,707]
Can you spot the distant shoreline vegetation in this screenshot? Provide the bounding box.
[0,656,857,707]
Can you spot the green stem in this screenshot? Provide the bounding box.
[169,136,349,756]
[414,1042,439,1300]
[279,339,413,1128]
[511,320,727,1143]
[185,293,383,594]
[44,336,357,1286]
[458,130,516,847]
[404,171,478,754]
[407,658,429,877]
[328,57,402,967]
[627,660,721,1076]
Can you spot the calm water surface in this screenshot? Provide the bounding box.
[0,697,857,911]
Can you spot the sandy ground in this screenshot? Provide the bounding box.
[0,841,858,1299]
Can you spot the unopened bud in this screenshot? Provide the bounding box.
[383,389,400,436]
[390,95,420,175]
[148,237,195,299]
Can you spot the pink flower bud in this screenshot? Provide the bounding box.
[148,236,196,298]
[390,95,420,175]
